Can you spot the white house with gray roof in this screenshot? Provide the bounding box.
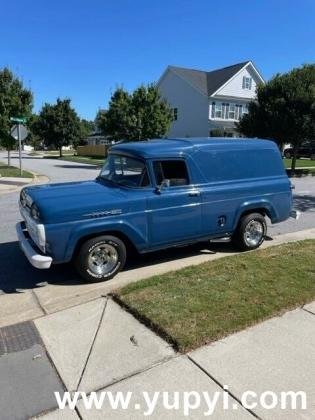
[157,61,264,138]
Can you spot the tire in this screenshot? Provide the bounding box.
[74,235,126,282]
[311,154,315,161]
[233,213,267,251]
[284,151,292,159]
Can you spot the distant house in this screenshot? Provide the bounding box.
[85,133,109,145]
[157,61,264,138]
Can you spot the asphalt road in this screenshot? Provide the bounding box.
[0,151,314,295]
[0,151,100,244]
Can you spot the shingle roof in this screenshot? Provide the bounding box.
[169,61,250,96]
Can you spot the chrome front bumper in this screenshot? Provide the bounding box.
[16,222,52,269]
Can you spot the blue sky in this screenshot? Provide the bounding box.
[1,0,314,120]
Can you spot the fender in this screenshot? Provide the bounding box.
[233,199,278,230]
[63,218,148,262]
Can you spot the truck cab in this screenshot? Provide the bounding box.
[17,138,294,282]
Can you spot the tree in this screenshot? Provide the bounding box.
[34,98,81,157]
[26,115,42,151]
[237,64,315,170]
[75,119,95,148]
[100,88,132,140]
[99,85,172,141]
[95,109,107,133]
[0,67,33,164]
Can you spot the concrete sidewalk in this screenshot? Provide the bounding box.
[0,176,33,194]
[0,297,314,419]
[0,174,49,194]
[1,227,315,329]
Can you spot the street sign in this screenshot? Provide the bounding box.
[10,116,27,124]
[11,124,28,141]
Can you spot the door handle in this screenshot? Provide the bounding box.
[188,190,200,197]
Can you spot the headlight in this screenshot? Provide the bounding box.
[31,204,40,221]
[20,189,33,208]
[20,190,27,208]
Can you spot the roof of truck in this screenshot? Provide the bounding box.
[110,138,277,159]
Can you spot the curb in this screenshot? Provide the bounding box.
[0,171,50,195]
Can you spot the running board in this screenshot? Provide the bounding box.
[210,236,232,243]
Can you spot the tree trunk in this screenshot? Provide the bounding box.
[291,147,298,171]
[59,146,63,158]
[7,149,11,166]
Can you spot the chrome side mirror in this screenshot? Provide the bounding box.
[156,178,170,194]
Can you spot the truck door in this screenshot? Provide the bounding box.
[147,159,202,246]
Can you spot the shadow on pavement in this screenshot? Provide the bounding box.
[0,240,236,294]
[53,164,101,170]
[293,195,315,212]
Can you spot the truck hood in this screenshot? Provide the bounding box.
[23,179,129,223]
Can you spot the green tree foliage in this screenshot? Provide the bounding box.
[34,98,81,157]
[26,115,42,151]
[98,85,173,141]
[95,109,107,133]
[0,67,33,164]
[237,64,315,170]
[75,119,95,148]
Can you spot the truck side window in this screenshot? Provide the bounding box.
[153,160,189,186]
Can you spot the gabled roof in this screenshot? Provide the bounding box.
[167,61,252,96]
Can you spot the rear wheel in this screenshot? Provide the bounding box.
[233,213,267,251]
[75,235,126,282]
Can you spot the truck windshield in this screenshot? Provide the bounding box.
[99,154,150,188]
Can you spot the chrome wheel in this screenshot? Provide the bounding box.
[244,220,264,247]
[88,244,118,276]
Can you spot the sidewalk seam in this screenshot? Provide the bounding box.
[187,355,261,419]
[302,307,315,316]
[76,297,108,391]
[75,354,181,397]
[32,290,47,316]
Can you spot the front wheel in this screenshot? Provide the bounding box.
[74,235,126,282]
[233,213,267,251]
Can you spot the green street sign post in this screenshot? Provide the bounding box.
[10,117,27,124]
[10,117,27,175]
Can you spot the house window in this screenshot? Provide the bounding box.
[228,104,236,119]
[221,103,226,119]
[173,108,178,121]
[211,102,215,119]
[242,76,252,90]
[215,103,223,118]
[235,104,243,120]
[224,103,229,119]
[243,104,249,114]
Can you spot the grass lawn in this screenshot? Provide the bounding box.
[57,155,104,166]
[0,163,34,178]
[116,240,315,352]
[284,158,315,168]
[44,150,74,156]
[42,154,104,166]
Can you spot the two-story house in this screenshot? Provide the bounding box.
[157,61,264,138]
